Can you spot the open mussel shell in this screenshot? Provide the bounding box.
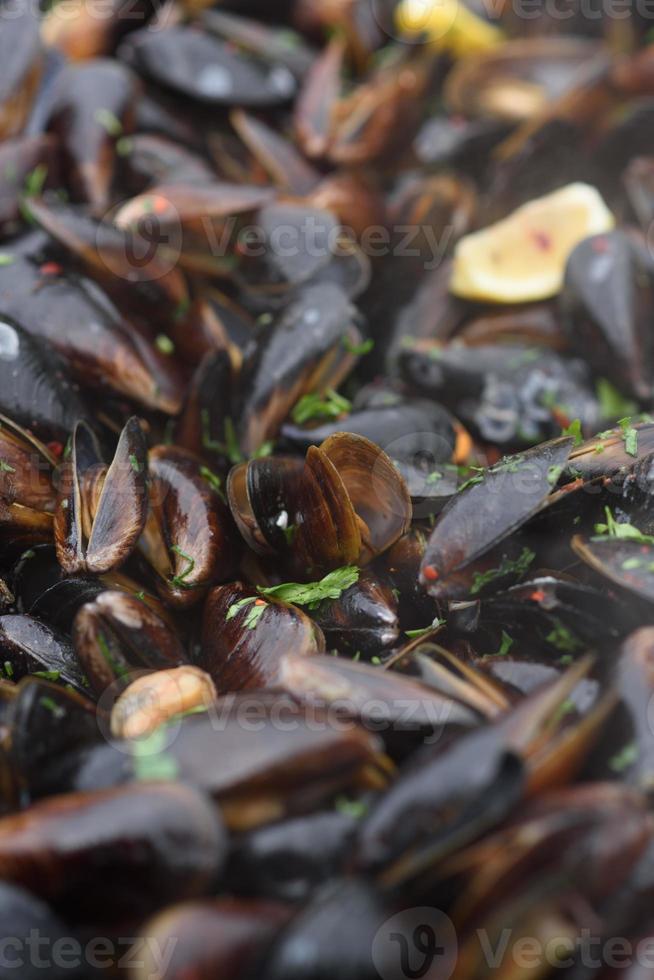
[318,432,412,565]
[72,589,186,697]
[54,417,148,576]
[0,782,226,922]
[228,433,411,576]
[119,26,297,107]
[200,583,325,693]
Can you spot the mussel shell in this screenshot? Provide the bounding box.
[354,727,524,878]
[7,678,100,804]
[281,398,457,467]
[0,3,42,139]
[0,314,86,439]
[119,26,297,107]
[11,546,106,632]
[234,282,358,456]
[0,615,88,695]
[277,653,480,736]
[227,810,357,902]
[308,571,399,659]
[55,417,148,576]
[0,782,226,921]
[135,898,292,980]
[64,694,383,827]
[561,230,654,401]
[72,590,187,696]
[200,583,324,693]
[0,256,183,414]
[420,437,573,599]
[146,446,238,607]
[0,883,70,980]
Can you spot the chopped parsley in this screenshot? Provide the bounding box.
[226,596,268,630]
[292,389,352,426]
[609,742,638,773]
[470,547,535,596]
[495,631,514,656]
[561,418,583,447]
[593,507,654,544]
[94,108,123,136]
[618,417,638,457]
[405,618,444,639]
[257,566,359,610]
[343,336,374,356]
[545,619,583,654]
[170,545,196,589]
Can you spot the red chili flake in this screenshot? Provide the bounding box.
[47,441,64,458]
[529,230,552,252]
[40,262,63,276]
[529,590,546,602]
[254,598,267,606]
[423,565,439,582]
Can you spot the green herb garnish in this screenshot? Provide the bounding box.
[257,566,359,610]
[609,741,638,773]
[561,419,583,447]
[470,547,535,596]
[94,108,123,136]
[292,389,352,425]
[545,619,583,654]
[155,334,174,355]
[593,507,654,544]
[618,416,638,457]
[170,545,195,589]
[343,336,374,356]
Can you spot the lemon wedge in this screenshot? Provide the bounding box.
[396,0,503,57]
[450,183,615,304]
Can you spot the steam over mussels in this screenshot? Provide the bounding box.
[2,0,654,976]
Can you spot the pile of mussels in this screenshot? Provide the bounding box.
[4,0,654,977]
